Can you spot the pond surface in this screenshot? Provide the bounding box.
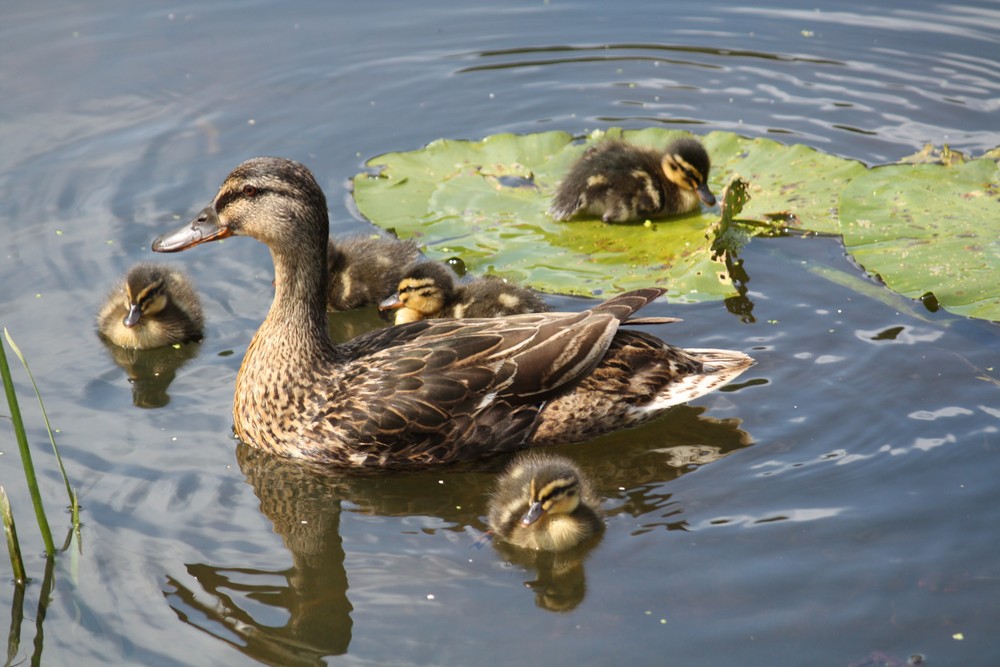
[2,0,1000,665]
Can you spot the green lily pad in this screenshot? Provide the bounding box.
[702,131,867,233]
[353,128,1000,319]
[839,158,1000,320]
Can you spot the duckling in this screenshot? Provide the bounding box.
[488,453,603,552]
[97,262,204,349]
[548,137,716,223]
[151,156,754,468]
[378,261,549,324]
[326,234,422,310]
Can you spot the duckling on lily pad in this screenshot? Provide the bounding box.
[488,452,604,552]
[548,137,716,223]
[97,262,204,350]
[379,260,548,324]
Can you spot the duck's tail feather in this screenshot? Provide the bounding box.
[640,347,755,412]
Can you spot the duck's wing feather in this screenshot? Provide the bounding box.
[322,289,666,463]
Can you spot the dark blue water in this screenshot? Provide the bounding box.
[2,1,999,665]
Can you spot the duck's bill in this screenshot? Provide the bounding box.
[151,206,233,253]
[520,501,546,526]
[378,293,404,311]
[697,183,717,207]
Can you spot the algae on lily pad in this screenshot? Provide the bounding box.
[839,157,1000,320]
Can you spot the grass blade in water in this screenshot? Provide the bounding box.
[0,329,55,557]
[3,329,79,529]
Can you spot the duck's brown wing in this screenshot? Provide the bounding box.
[325,289,666,465]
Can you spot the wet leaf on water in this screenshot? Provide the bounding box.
[839,157,1000,321]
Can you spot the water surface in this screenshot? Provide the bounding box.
[2,1,999,665]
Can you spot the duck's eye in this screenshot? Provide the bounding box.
[242,185,259,197]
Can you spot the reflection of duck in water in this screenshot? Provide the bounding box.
[549,137,716,223]
[488,453,604,552]
[151,156,753,467]
[97,263,204,349]
[379,260,548,324]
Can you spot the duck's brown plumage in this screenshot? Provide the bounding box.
[97,262,204,350]
[549,136,716,223]
[152,157,753,468]
[379,260,549,324]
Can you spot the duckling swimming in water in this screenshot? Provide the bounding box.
[548,137,716,223]
[488,453,604,552]
[379,260,548,324]
[326,234,422,311]
[97,262,204,349]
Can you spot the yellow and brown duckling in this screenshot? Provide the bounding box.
[151,156,753,468]
[326,234,422,311]
[488,453,603,552]
[97,262,204,349]
[548,136,716,223]
[378,260,549,324]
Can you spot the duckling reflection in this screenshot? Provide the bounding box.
[99,338,201,408]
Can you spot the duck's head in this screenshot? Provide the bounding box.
[520,463,584,526]
[660,138,716,207]
[152,157,329,256]
[120,264,171,328]
[378,261,458,323]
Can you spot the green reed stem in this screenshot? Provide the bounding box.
[3,329,79,530]
[1,487,27,584]
[0,330,55,557]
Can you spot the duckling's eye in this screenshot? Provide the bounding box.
[242,185,259,197]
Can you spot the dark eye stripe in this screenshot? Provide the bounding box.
[134,279,166,305]
[538,479,579,503]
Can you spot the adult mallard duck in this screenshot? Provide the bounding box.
[548,137,716,223]
[326,234,422,311]
[378,260,549,324]
[151,157,753,468]
[97,262,204,349]
[488,452,603,552]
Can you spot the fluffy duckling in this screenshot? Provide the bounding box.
[326,234,422,310]
[97,263,204,349]
[488,453,604,552]
[379,261,549,324]
[548,137,716,223]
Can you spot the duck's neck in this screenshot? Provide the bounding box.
[253,217,333,363]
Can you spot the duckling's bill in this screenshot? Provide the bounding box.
[152,206,233,253]
[378,293,404,311]
[697,182,717,207]
[521,501,546,526]
[123,303,143,328]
